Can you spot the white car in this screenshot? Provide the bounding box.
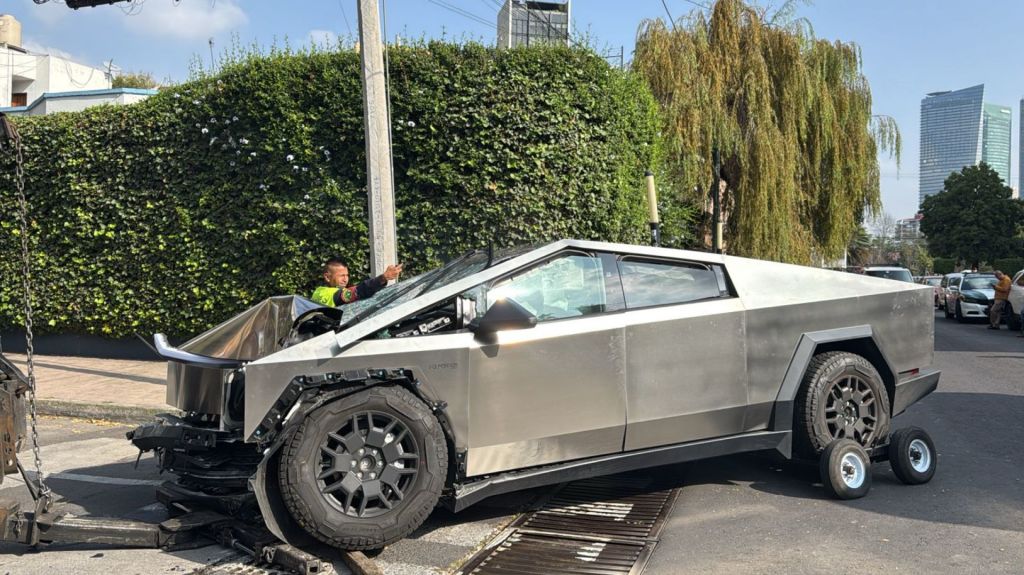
[863,266,914,283]
[1007,269,1024,331]
[944,273,996,323]
[939,273,962,312]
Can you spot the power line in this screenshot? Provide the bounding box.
[681,0,711,10]
[426,0,494,28]
[660,0,677,30]
[338,0,353,37]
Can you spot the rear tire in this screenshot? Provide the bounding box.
[795,351,891,458]
[278,385,448,550]
[820,438,872,499]
[888,427,936,485]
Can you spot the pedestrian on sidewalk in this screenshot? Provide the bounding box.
[988,270,1011,330]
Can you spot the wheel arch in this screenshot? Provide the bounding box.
[250,372,459,543]
[770,326,896,443]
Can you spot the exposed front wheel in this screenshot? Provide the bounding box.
[820,438,872,499]
[888,427,936,485]
[278,385,448,550]
[795,351,891,458]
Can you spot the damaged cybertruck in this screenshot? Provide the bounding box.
[132,240,941,550]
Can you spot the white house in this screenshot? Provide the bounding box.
[0,13,155,116]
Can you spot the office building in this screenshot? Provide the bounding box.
[919,84,1011,206]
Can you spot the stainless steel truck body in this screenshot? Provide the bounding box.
[143,240,939,549]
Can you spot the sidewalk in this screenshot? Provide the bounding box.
[4,353,171,423]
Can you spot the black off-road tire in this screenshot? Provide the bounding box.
[795,351,891,458]
[820,438,872,500]
[278,385,448,550]
[888,427,937,485]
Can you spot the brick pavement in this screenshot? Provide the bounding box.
[4,353,170,420]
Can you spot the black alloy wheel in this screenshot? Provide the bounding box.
[279,385,448,550]
[822,373,882,444]
[796,351,891,458]
[317,411,419,518]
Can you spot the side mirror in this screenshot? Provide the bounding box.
[469,298,537,341]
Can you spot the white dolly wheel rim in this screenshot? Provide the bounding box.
[908,438,931,473]
[840,452,866,488]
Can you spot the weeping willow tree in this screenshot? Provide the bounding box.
[633,0,900,263]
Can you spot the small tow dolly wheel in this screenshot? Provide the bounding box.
[820,438,872,500]
[888,427,937,485]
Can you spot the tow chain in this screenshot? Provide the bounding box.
[0,113,53,509]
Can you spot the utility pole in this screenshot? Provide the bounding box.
[645,170,660,247]
[357,0,397,276]
[711,147,723,254]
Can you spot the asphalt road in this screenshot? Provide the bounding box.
[646,311,1024,574]
[0,311,1020,574]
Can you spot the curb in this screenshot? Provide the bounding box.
[36,399,170,424]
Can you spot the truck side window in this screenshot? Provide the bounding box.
[617,258,725,309]
[482,253,607,321]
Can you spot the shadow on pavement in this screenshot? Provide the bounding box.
[933,312,1024,353]
[661,391,1023,534]
[14,389,1022,560]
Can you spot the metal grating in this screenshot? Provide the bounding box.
[458,473,680,575]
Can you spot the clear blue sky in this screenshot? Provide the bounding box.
[9,0,1024,221]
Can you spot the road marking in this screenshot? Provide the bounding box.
[5,471,164,487]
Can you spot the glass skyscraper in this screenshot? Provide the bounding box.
[1019,98,1024,198]
[919,84,1011,207]
[982,103,1011,183]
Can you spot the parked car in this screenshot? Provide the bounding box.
[1007,269,1024,331]
[939,273,961,311]
[864,266,914,283]
[918,275,943,308]
[944,272,997,322]
[134,240,941,550]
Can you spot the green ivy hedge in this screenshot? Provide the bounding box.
[0,43,661,339]
[993,258,1024,275]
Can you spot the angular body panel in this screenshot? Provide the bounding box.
[466,314,627,476]
[622,299,747,450]
[165,240,937,487]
